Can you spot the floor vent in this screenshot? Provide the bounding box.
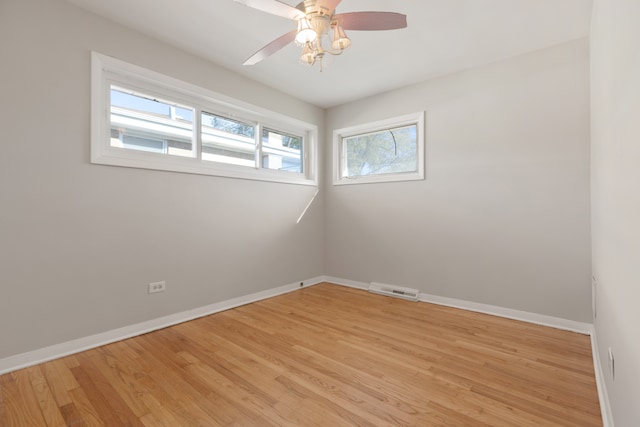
[368,282,419,301]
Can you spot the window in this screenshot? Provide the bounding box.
[110,87,195,158]
[91,52,317,185]
[333,112,425,185]
[262,128,303,173]
[200,112,255,167]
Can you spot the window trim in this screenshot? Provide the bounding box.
[91,52,318,186]
[332,112,425,185]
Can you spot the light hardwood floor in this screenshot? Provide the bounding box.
[0,283,602,426]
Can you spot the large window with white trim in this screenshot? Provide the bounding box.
[333,112,425,185]
[92,52,317,185]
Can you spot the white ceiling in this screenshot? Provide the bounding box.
[64,0,592,108]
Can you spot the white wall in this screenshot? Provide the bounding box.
[0,0,324,359]
[325,39,592,322]
[591,0,640,425]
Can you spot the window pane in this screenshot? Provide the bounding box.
[261,128,303,173]
[344,125,417,177]
[110,87,194,157]
[201,112,256,167]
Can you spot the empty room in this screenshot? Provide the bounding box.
[0,0,638,425]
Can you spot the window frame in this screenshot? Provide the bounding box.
[91,52,318,186]
[332,112,425,185]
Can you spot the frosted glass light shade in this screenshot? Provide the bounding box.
[295,18,317,45]
[300,43,315,65]
[331,25,351,50]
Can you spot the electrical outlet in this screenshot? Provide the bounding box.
[148,281,166,294]
[608,347,615,380]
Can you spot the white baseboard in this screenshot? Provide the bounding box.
[591,329,615,427]
[323,276,592,334]
[419,292,592,334]
[0,276,326,375]
[322,276,369,291]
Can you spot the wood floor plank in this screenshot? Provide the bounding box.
[174,325,310,426]
[70,363,142,427]
[66,386,103,426]
[0,283,602,426]
[173,329,308,427]
[0,376,8,426]
[433,357,598,417]
[110,342,208,427]
[58,402,88,427]
[137,396,182,427]
[1,371,48,426]
[275,375,378,427]
[62,355,81,369]
[26,365,67,427]
[148,330,276,425]
[124,337,226,426]
[206,322,418,426]
[41,358,79,408]
[83,347,151,419]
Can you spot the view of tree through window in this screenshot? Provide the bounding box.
[202,113,254,138]
[344,125,417,177]
[201,111,256,167]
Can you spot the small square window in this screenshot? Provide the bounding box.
[343,124,417,178]
[333,112,425,185]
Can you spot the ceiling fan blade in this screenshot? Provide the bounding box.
[334,12,407,31]
[234,0,304,20]
[243,29,297,65]
[316,0,342,15]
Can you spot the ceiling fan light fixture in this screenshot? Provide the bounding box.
[300,42,316,65]
[331,24,351,51]
[295,18,317,45]
[236,0,407,69]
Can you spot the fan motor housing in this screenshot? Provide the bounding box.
[297,0,333,17]
[296,0,332,36]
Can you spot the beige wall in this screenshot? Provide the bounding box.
[325,39,592,322]
[0,0,325,359]
[591,0,640,424]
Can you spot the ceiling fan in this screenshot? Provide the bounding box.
[234,0,407,69]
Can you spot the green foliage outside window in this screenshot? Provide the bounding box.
[344,125,417,177]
